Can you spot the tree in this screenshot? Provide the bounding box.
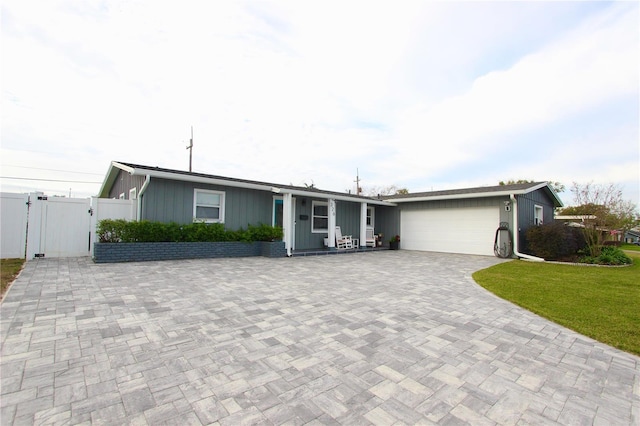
[361,185,409,197]
[499,179,565,194]
[561,182,639,257]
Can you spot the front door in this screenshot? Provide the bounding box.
[273,196,295,250]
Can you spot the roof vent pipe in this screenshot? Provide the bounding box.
[510,194,545,262]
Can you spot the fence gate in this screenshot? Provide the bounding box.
[0,193,29,258]
[26,195,93,258]
[1,193,136,260]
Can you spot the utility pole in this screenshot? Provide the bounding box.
[354,168,361,194]
[186,126,193,172]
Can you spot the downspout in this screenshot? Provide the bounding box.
[282,192,293,257]
[510,194,545,262]
[137,174,151,221]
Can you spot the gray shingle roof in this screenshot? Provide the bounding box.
[383,182,547,200]
[383,181,563,207]
[109,161,387,203]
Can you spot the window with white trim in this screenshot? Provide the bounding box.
[367,206,375,227]
[312,201,328,233]
[534,205,543,225]
[194,189,225,223]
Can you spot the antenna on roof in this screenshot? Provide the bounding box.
[354,168,362,194]
[186,126,193,172]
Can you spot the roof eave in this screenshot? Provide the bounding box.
[386,182,564,207]
[521,182,564,208]
[103,162,395,205]
[387,189,519,203]
[97,161,131,198]
[277,188,396,206]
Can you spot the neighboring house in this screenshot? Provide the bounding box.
[98,162,399,256]
[624,229,640,244]
[98,162,562,258]
[556,215,632,243]
[383,182,563,258]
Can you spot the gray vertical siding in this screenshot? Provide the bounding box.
[293,197,325,249]
[398,196,510,216]
[107,170,145,200]
[291,198,397,250]
[335,201,360,237]
[102,175,393,251]
[516,189,556,251]
[373,205,400,245]
[142,178,273,229]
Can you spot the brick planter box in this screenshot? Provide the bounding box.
[93,241,287,263]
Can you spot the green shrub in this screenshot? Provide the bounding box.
[183,222,226,242]
[96,219,283,243]
[525,222,586,260]
[97,219,129,243]
[247,223,284,242]
[579,246,632,265]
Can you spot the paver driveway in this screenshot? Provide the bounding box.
[1,251,638,425]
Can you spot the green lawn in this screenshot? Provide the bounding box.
[1,258,25,301]
[622,243,640,252]
[473,252,640,356]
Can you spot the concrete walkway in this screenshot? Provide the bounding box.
[1,252,638,425]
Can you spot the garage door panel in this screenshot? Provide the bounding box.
[401,207,499,256]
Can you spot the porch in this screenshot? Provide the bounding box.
[291,245,391,257]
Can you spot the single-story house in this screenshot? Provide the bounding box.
[624,229,640,244]
[98,161,563,258]
[98,162,399,256]
[556,215,633,243]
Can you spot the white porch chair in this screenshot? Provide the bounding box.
[365,226,376,247]
[335,226,353,249]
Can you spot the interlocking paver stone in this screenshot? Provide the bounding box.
[1,252,639,425]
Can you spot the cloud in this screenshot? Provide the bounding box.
[388,2,638,185]
[1,1,637,206]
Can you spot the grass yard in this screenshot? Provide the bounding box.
[473,252,640,356]
[621,243,640,252]
[1,258,25,301]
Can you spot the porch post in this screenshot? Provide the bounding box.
[282,192,293,256]
[360,202,368,247]
[327,199,336,248]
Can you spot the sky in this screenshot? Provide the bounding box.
[1,1,639,208]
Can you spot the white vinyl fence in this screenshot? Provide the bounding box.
[0,192,136,259]
[0,193,29,259]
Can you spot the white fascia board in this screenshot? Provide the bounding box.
[114,163,396,205]
[388,184,564,206]
[555,215,597,220]
[98,161,133,197]
[129,168,275,192]
[278,188,396,206]
[523,182,548,193]
[112,161,136,174]
[388,190,518,203]
[522,182,564,207]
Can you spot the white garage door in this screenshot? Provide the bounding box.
[401,206,499,256]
